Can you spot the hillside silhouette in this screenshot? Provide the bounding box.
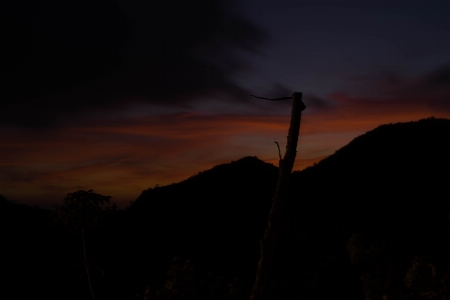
[1,117,449,299]
[290,116,450,228]
[129,155,279,225]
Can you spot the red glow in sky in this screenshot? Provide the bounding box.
[1,0,449,209]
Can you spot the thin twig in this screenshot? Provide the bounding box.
[274,141,281,160]
[250,95,291,101]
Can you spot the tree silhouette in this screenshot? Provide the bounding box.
[250,92,306,300]
[52,189,115,300]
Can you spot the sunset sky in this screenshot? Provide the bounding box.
[1,0,449,209]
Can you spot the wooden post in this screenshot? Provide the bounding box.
[250,92,306,300]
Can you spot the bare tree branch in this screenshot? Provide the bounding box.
[274,141,281,160]
[250,95,292,101]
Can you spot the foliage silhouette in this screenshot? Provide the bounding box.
[134,256,244,300]
[52,189,115,300]
[347,234,450,300]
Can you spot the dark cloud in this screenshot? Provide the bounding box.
[413,65,450,110]
[421,65,450,89]
[352,70,405,86]
[303,95,333,110]
[261,82,293,99]
[0,0,268,127]
[347,70,407,96]
[389,65,450,109]
[345,64,450,110]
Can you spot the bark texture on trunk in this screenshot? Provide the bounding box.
[82,224,97,300]
[250,92,305,300]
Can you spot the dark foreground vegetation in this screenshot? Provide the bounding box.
[1,117,449,300]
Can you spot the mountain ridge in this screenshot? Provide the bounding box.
[1,116,449,300]
[129,116,450,228]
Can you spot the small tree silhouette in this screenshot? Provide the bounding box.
[52,189,115,300]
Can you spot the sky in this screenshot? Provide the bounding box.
[1,0,449,210]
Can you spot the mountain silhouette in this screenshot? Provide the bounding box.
[290,116,450,225]
[1,117,449,300]
[122,116,450,299]
[285,116,450,299]
[128,155,279,225]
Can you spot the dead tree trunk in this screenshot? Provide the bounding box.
[250,92,306,300]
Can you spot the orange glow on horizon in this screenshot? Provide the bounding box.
[1,94,450,209]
